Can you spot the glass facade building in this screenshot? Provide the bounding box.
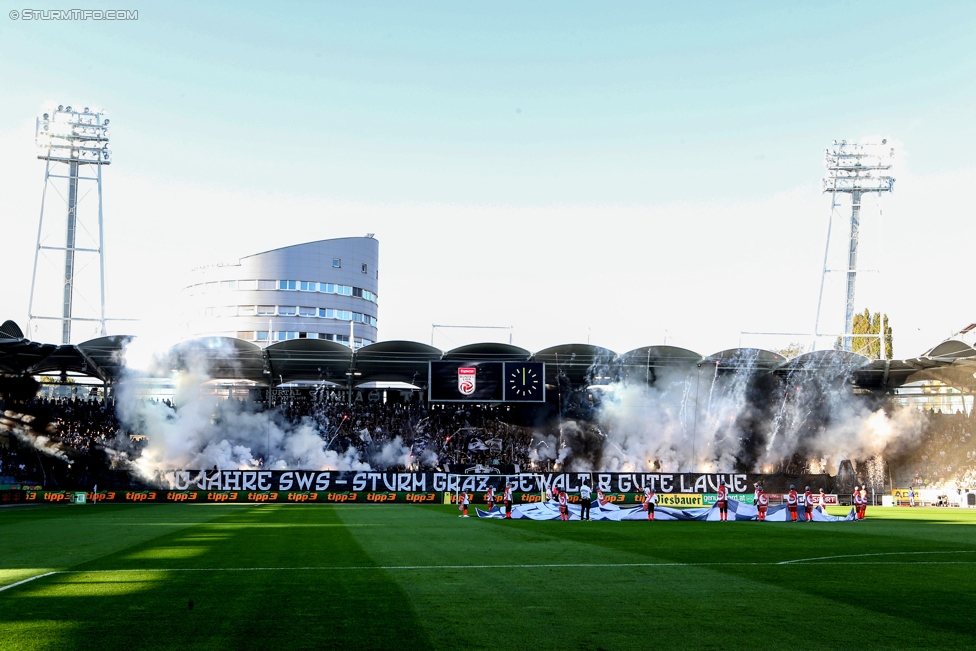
[183,237,379,348]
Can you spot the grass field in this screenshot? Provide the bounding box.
[2,504,975,651]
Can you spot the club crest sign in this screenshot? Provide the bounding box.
[457,367,477,396]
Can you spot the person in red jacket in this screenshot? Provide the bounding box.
[852,485,862,520]
[643,485,657,521]
[804,486,814,522]
[486,486,496,511]
[503,482,514,519]
[458,491,470,518]
[557,488,569,521]
[755,483,768,521]
[786,485,799,522]
[716,479,730,522]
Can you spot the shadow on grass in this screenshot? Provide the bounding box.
[0,505,434,651]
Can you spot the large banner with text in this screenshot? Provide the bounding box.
[158,470,829,495]
[19,472,834,503]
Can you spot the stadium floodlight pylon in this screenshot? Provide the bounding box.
[28,105,111,344]
[814,139,894,354]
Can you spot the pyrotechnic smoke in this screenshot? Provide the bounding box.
[576,352,925,474]
[1,410,70,462]
[113,338,409,483]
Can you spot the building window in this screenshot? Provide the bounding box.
[238,280,257,291]
[278,306,297,316]
[332,258,341,268]
[299,281,316,291]
[362,263,367,274]
[220,306,236,317]
[298,306,316,317]
[220,280,236,291]
[236,331,256,341]
[257,331,269,341]
[238,305,257,316]
[257,305,275,316]
[257,280,276,290]
[319,308,333,318]
[279,280,297,290]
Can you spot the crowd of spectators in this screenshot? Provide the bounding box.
[898,409,976,489]
[26,397,122,453]
[272,388,540,470]
[0,443,44,485]
[7,388,975,485]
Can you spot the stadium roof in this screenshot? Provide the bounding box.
[533,344,618,385]
[704,348,787,371]
[354,341,442,385]
[265,339,352,383]
[1,322,974,392]
[443,343,531,360]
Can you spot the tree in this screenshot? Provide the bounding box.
[775,342,806,359]
[834,309,894,359]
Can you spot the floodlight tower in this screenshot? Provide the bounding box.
[814,140,894,352]
[28,105,111,343]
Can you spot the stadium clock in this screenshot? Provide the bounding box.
[504,362,545,402]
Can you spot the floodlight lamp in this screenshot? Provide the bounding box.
[66,106,72,112]
[42,113,49,120]
[84,107,89,113]
[58,105,64,111]
[104,119,110,125]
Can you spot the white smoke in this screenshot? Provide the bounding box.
[1,410,70,462]
[369,435,413,469]
[594,363,749,473]
[114,339,373,483]
[589,355,925,474]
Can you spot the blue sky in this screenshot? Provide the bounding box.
[1,2,974,354]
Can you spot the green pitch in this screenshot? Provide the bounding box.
[2,504,975,650]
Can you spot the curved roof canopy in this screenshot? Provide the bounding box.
[534,344,618,385]
[2,322,974,392]
[166,337,266,381]
[923,340,976,360]
[0,320,25,339]
[354,340,443,385]
[265,339,352,384]
[444,342,530,361]
[778,350,870,376]
[618,346,704,366]
[703,348,786,371]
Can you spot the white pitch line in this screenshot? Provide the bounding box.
[4,554,976,594]
[0,572,57,593]
[777,550,976,565]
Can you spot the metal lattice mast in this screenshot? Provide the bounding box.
[28,105,111,343]
[814,140,894,352]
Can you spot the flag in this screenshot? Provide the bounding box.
[468,439,489,451]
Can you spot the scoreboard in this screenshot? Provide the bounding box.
[428,361,545,403]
